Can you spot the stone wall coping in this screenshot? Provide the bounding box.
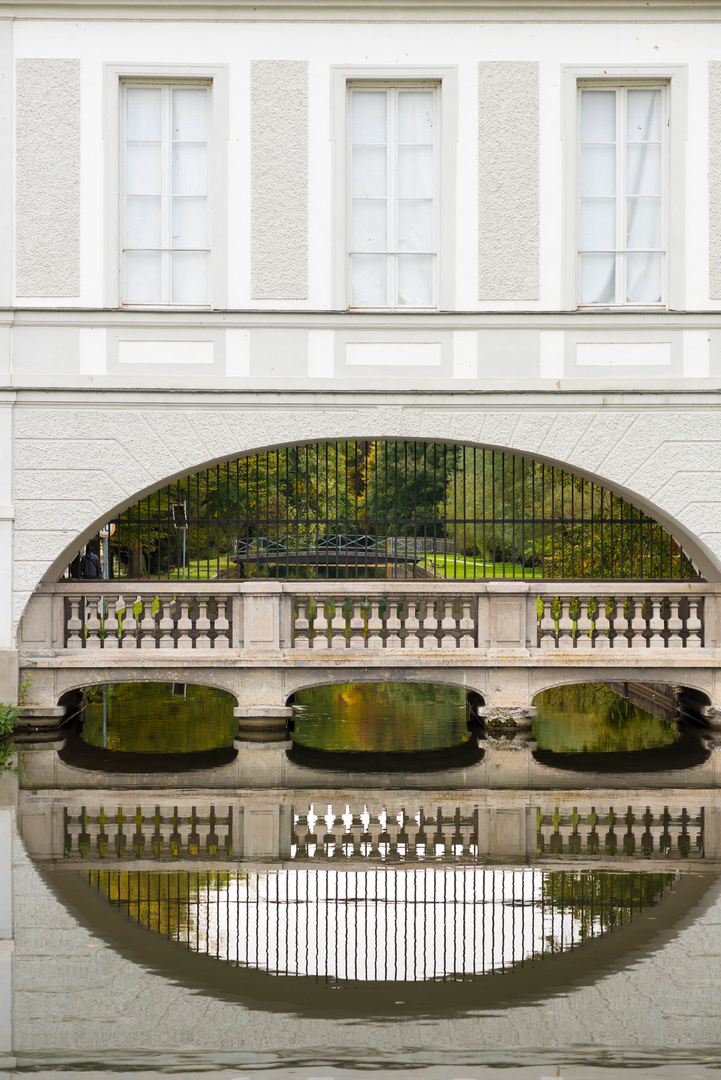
[34,580,717,596]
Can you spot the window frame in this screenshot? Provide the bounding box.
[561,65,687,312]
[104,63,228,309]
[331,66,457,312]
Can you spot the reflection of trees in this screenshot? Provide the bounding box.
[534,682,678,754]
[293,681,468,753]
[88,870,234,938]
[541,870,675,941]
[81,682,236,754]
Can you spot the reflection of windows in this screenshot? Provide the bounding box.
[121,82,210,306]
[348,85,438,309]
[578,84,666,307]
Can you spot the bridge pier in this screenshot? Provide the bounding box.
[234,706,293,743]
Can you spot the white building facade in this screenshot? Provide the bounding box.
[2,0,721,701]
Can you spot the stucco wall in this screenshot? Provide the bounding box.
[477,62,539,301]
[251,60,308,300]
[15,59,80,298]
[7,395,721,634]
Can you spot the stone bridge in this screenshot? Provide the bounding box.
[16,577,721,737]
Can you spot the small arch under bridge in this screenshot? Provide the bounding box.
[17,578,721,734]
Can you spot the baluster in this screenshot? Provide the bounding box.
[120,596,139,649]
[667,597,684,649]
[575,597,593,651]
[367,601,384,650]
[294,598,310,649]
[594,596,611,650]
[557,596,574,651]
[312,599,329,650]
[612,596,630,649]
[349,600,366,650]
[539,597,556,651]
[630,596,648,649]
[422,599,438,650]
[441,599,457,650]
[686,598,703,649]
[158,597,175,650]
[403,599,421,650]
[139,597,158,650]
[331,601,347,649]
[103,596,120,650]
[648,594,666,650]
[85,595,102,650]
[195,599,211,648]
[385,600,402,649]
[176,597,193,650]
[213,598,230,649]
[66,597,83,650]
[459,598,475,649]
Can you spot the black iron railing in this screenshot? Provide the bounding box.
[66,442,698,582]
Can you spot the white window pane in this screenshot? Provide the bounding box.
[581,144,616,197]
[626,143,661,196]
[124,250,162,303]
[397,91,434,144]
[398,254,434,306]
[580,252,615,304]
[627,88,662,142]
[398,200,434,252]
[173,88,208,142]
[172,251,209,304]
[125,86,162,141]
[172,196,208,249]
[350,254,387,306]
[125,196,162,247]
[351,200,386,252]
[351,91,387,144]
[398,145,434,199]
[626,196,662,249]
[626,252,663,303]
[580,197,616,250]
[581,90,616,143]
[352,146,386,198]
[126,141,162,195]
[172,143,207,196]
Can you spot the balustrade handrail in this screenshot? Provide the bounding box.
[39,580,719,596]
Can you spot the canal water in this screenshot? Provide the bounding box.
[80,679,680,757]
[3,680,720,1079]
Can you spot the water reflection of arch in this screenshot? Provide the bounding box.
[33,857,721,1019]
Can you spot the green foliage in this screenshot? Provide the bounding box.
[0,673,32,776]
[101,441,696,581]
[541,870,675,939]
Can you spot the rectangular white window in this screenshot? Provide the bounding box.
[122,82,210,306]
[348,86,438,309]
[578,85,666,306]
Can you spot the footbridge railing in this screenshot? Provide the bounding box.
[20,580,718,654]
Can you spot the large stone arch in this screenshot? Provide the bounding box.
[12,394,721,634]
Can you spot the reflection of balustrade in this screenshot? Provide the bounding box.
[537,591,706,650]
[57,801,706,864]
[292,594,477,650]
[63,590,232,650]
[292,805,480,861]
[536,806,704,859]
[64,806,234,860]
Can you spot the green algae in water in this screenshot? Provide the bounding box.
[533,683,679,754]
[82,682,237,754]
[291,682,469,753]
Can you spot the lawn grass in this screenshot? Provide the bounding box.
[422,554,544,579]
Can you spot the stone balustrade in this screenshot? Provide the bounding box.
[64,590,233,651]
[21,580,717,655]
[537,588,706,650]
[536,806,704,860]
[63,805,235,861]
[292,592,477,651]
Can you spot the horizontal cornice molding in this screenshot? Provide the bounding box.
[4,0,721,19]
